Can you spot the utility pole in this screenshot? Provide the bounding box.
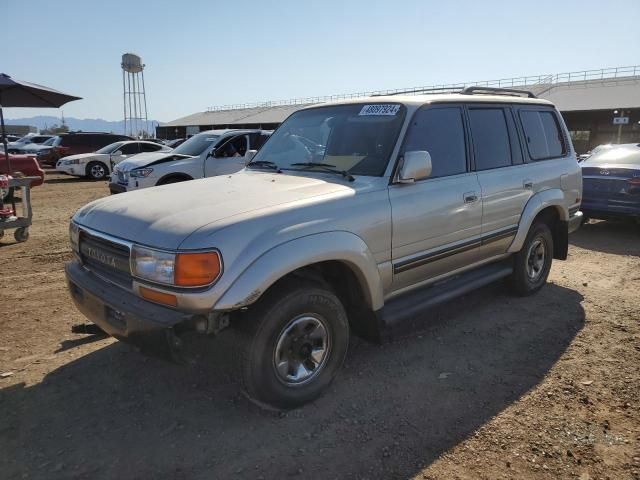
[616,109,624,144]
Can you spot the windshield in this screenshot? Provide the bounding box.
[251,103,406,176]
[173,133,220,156]
[42,136,58,146]
[96,141,124,154]
[16,135,34,144]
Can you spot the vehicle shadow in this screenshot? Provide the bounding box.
[44,177,101,184]
[571,219,640,256]
[0,283,584,479]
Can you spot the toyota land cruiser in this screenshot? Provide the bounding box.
[65,87,582,409]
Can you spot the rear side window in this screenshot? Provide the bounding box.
[468,108,512,170]
[402,107,467,178]
[519,110,566,160]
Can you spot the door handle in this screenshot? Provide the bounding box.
[463,191,479,204]
[523,180,534,189]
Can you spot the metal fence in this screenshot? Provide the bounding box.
[206,65,640,112]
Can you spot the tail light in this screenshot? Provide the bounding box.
[627,177,640,186]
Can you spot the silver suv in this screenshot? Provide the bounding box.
[66,87,583,409]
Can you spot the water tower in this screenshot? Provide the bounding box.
[121,53,150,137]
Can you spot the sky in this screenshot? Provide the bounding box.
[2,0,639,123]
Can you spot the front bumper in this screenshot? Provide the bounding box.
[65,260,194,361]
[109,182,127,194]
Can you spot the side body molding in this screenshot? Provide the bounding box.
[508,189,568,253]
[214,231,384,311]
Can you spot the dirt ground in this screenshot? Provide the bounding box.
[0,169,638,480]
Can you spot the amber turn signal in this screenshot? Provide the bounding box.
[174,252,222,287]
[139,286,178,307]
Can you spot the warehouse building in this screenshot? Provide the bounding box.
[157,65,640,154]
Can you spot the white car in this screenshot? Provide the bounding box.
[6,134,55,154]
[109,129,271,193]
[56,140,172,180]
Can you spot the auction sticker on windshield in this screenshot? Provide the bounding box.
[359,104,401,116]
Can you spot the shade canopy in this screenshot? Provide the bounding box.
[0,73,82,108]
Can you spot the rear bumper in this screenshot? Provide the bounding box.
[65,260,194,361]
[581,198,640,219]
[568,211,583,234]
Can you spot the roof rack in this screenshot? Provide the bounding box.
[461,86,536,98]
[372,87,463,97]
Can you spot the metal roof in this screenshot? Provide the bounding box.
[161,66,640,128]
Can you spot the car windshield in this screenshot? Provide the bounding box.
[16,135,34,144]
[173,133,220,156]
[583,146,640,166]
[42,137,58,146]
[95,141,124,154]
[250,103,406,176]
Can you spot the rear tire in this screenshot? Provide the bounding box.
[508,221,553,296]
[86,161,108,180]
[232,279,349,410]
[14,227,29,242]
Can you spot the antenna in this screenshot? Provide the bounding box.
[121,53,150,137]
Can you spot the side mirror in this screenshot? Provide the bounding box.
[207,148,216,159]
[112,150,123,157]
[398,151,432,183]
[245,150,257,164]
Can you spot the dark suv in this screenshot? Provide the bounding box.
[36,132,132,165]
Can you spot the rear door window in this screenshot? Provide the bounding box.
[402,106,467,178]
[120,143,140,155]
[468,108,512,170]
[139,142,162,152]
[519,110,567,160]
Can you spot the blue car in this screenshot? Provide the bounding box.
[581,144,640,221]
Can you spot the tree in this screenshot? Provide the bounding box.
[41,123,70,135]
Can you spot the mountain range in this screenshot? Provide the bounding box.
[4,116,162,134]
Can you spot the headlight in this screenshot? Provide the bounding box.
[63,159,80,165]
[130,167,153,178]
[131,245,221,287]
[69,222,79,253]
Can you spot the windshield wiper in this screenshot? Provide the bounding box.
[290,162,354,182]
[247,160,281,172]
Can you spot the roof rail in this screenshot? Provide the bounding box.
[372,87,463,97]
[461,86,536,98]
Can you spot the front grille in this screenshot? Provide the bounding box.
[79,231,132,287]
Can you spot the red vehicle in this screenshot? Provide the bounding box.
[0,154,45,201]
[33,132,132,166]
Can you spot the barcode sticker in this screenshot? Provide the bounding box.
[359,104,400,116]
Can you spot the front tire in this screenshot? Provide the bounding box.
[508,221,553,296]
[86,161,108,180]
[233,279,349,410]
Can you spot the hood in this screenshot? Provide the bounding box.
[59,152,109,162]
[117,152,193,171]
[74,170,359,250]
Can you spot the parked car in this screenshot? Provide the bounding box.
[66,88,582,409]
[581,143,640,222]
[2,134,21,143]
[6,134,55,154]
[57,140,172,180]
[36,132,132,166]
[109,129,271,193]
[0,154,45,201]
[20,135,60,156]
[164,138,186,149]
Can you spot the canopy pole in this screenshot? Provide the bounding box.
[0,102,12,179]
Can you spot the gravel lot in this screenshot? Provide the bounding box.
[1,170,639,480]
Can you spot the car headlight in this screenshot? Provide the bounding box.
[69,222,80,253]
[131,245,222,287]
[63,159,79,165]
[130,167,153,178]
